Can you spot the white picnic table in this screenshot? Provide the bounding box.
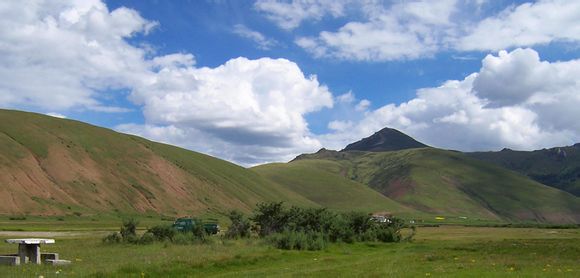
[5,238,55,264]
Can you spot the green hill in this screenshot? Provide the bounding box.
[468,146,580,196]
[252,159,417,216]
[288,148,580,223]
[0,109,315,216]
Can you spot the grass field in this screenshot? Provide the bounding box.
[1,220,578,277]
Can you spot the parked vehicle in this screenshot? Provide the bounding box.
[172,218,220,235]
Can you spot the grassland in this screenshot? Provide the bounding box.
[0,219,578,277]
[286,148,580,223]
[252,160,416,215]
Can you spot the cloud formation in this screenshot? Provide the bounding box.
[3,1,579,166]
[0,0,156,111]
[321,48,580,152]
[126,57,333,165]
[0,0,334,165]
[259,0,580,61]
[458,0,580,50]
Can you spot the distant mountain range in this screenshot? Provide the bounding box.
[0,109,578,223]
[467,146,580,196]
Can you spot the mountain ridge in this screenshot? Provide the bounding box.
[341,127,428,152]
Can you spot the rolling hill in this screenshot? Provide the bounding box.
[252,159,418,216]
[0,109,315,216]
[468,146,580,196]
[2,109,578,224]
[287,148,579,223]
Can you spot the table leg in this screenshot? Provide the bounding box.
[18,244,28,264]
[18,244,41,264]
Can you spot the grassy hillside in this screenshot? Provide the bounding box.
[252,159,417,216]
[0,109,315,216]
[468,146,580,196]
[290,148,580,223]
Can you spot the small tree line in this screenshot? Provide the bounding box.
[103,202,415,250]
[228,202,415,250]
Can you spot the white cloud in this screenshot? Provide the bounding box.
[232,24,278,50]
[294,0,457,61]
[254,0,347,30]
[0,0,157,111]
[261,0,580,61]
[336,91,355,103]
[327,120,353,132]
[355,99,371,111]
[320,48,580,152]
[0,0,334,165]
[127,57,333,165]
[458,0,580,51]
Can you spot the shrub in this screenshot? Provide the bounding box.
[172,232,192,245]
[267,230,326,251]
[252,202,288,237]
[102,232,122,244]
[147,224,176,241]
[139,232,156,245]
[120,218,139,243]
[225,210,251,239]
[191,219,207,241]
[120,218,139,240]
[253,202,412,250]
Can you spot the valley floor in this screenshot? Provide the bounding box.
[0,223,578,277]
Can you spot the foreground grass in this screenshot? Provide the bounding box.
[0,226,578,277]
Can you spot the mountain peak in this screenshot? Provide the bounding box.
[341,127,428,152]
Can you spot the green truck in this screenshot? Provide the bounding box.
[172,218,220,235]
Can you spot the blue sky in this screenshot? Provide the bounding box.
[1,0,580,165]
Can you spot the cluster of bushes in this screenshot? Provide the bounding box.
[102,202,415,250]
[103,218,208,245]
[251,202,415,250]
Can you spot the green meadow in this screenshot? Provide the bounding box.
[1,218,578,277]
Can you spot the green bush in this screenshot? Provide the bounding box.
[225,210,251,239]
[102,232,122,244]
[139,232,156,245]
[267,230,326,250]
[252,202,288,237]
[147,224,176,241]
[253,202,412,249]
[120,218,139,242]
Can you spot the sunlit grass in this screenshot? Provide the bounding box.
[1,225,578,277]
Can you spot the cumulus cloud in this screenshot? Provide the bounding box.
[232,24,278,50]
[0,0,156,111]
[0,0,334,165]
[127,57,333,165]
[320,48,580,152]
